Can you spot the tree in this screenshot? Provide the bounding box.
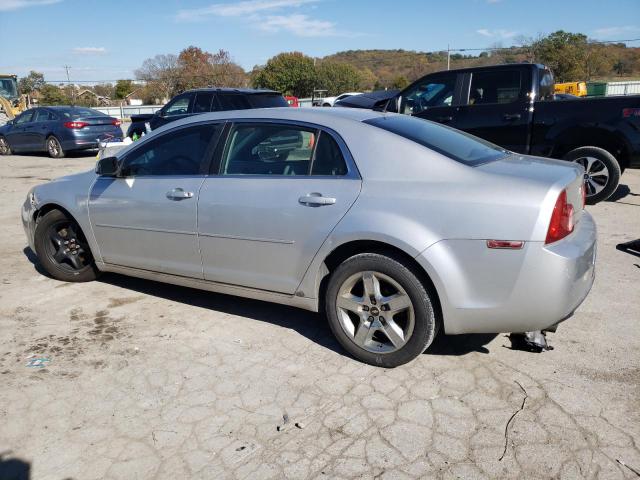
[39,84,69,105]
[315,61,362,95]
[93,83,115,99]
[209,49,246,87]
[392,75,409,89]
[135,53,180,101]
[114,79,134,99]
[252,52,316,97]
[532,31,588,82]
[18,71,45,95]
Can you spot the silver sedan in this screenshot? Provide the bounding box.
[22,108,596,367]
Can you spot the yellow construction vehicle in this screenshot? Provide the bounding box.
[554,81,588,97]
[0,74,28,124]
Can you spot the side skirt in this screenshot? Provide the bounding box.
[96,262,319,312]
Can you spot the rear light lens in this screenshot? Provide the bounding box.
[487,240,524,249]
[112,119,121,126]
[64,121,88,129]
[545,190,575,244]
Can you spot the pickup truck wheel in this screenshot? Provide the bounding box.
[563,146,621,204]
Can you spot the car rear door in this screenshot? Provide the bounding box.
[88,122,224,277]
[32,108,56,150]
[197,121,362,294]
[451,68,532,153]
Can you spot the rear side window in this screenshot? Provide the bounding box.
[248,94,288,108]
[218,94,251,110]
[121,124,220,176]
[469,70,523,105]
[193,92,214,113]
[35,109,56,121]
[311,133,348,176]
[364,115,508,166]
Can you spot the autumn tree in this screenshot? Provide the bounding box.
[114,79,134,99]
[252,52,316,97]
[315,61,362,95]
[532,31,588,81]
[39,84,69,105]
[135,53,180,101]
[18,71,45,95]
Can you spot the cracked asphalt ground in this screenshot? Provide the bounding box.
[1,153,639,480]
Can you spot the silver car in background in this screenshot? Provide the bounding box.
[22,108,596,367]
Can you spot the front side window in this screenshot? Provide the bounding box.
[164,95,191,117]
[469,70,523,105]
[221,124,349,176]
[400,75,457,114]
[120,124,219,176]
[15,111,34,124]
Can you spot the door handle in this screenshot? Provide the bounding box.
[503,113,521,121]
[437,116,453,123]
[166,188,194,200]
[298,192,336,207]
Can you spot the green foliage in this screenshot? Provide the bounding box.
[115,79,134,99]
[39,84,69,105]
[18,71,45,95]
[392,76,409,89]
[315,61,362,95]
[252,52,316,97]
[531,31,589,81]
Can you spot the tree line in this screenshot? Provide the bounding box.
[19,30,640,106]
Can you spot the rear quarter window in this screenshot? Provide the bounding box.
[364,115,508,166]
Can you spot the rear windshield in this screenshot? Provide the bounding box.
[364,115,509,166]
[248,94,288,108]
[58,107,106,119]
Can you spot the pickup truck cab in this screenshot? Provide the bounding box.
[337,64,640,203]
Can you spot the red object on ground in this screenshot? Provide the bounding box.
[285,96,299,107]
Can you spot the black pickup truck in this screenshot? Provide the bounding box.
[127,88,288,139]
[337,63,640,203]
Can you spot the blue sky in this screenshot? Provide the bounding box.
[1,0,639,83]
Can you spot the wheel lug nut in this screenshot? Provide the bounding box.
[362,305,369,312]
[368,316,374,322]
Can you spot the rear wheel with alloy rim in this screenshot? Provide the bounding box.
[47,135,65,158]
[563,146,620,204]
[325,252,437,367]
[0,136,11,155]
[34,209,98,282]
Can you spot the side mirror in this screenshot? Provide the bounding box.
[95,156,119,176]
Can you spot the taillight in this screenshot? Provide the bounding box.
[545,190,575,244]
[112,119,121,126]
[64,121,88,129]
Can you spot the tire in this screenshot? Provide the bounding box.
[325,252,437,368]
[34,209,99,282]
[0,135,11,155]
[46,135,65,158]
[322,103,332,107]
[563,146,621,204]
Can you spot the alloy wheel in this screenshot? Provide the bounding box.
[0,137,9,155]
[336,270,415,354]
[44,220,91,271]
[572,156,609,196]
[47,138,60,157]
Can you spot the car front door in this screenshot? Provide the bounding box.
[398,72,462,126]
[150,93,195,130]
[5,110,34,151]
[451,68,532,153]
[88,122,223,277]
[197,121,362,294]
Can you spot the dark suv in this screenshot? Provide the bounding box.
[126,88,288,138]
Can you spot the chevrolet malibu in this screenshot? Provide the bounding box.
[22,108,596,367]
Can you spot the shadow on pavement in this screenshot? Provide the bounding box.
[0,451,30,480]
[616,239,640,258]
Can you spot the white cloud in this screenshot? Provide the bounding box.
[476,28,518,39]
[73,47,108,55]
[0,0,61,11]
[176,0,317,22]
[593,25,640,38]
[258,14,341,37]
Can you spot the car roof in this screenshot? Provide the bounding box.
[182,87,281,95]
[433,63,545,75]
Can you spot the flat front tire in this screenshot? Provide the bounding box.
[564,146,621,204]
[34,209,98,282]
[325,253,437,367]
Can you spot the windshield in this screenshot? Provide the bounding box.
[58,107,106,119]
[248,94,288,108]
[0,78,18,99]
[364,115,509,166]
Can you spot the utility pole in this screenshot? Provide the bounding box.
[64,65,75,104]
[447,44,451,70]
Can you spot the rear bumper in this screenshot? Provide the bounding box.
[62,129,123,151]
[417,211,597,334]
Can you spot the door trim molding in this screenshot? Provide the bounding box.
[198,232,294,244]
[94,223,196,236]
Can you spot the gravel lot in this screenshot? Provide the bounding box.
[1,153,639,480]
